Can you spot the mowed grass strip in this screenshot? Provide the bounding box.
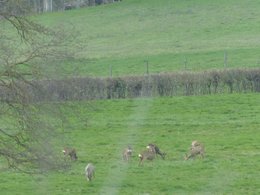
[1,93,259,194]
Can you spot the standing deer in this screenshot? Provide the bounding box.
[147,143,166,159]
[185,141,205,160]
[62,147,78,161]
[122,145,133,162]
[138,145,156,165]
[85,163,95,181]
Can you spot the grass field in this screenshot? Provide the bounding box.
[1,0,260,194]
[1,93,259,194]
[33,0,260,77]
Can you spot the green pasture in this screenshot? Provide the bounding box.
[1,93,259,194]
[1,0,260,194]
[32,0,260,77]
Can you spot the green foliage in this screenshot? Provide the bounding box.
[1,94,259,194]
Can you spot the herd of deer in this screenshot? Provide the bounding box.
[62,140,205,182]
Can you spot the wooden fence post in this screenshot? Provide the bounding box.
[184,56,187,70]
[224,51,228,67]
[145,60,149,75]
[110,65,112,77]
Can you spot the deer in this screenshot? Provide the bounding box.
[147,143,166,159]
[122,145,133,162]
[185,140,205,160]
[62,147,78,161]
[138,145,156,165]
[85,163,95,181]
[191,140,201,148]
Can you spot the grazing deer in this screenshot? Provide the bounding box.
[122,145,133,162]
[147,143,166,159]
[191,140,201,148]
[62,147,78,161]
[85,163,95,181]
[185,141,205,160]
[138,146,156,165]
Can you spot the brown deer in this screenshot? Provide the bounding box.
[85,163,95,181]
[122,145,133,162]
[191,140,201,148]
[138,145,156,165]
[147,143,166,159]
[185,141,205,160]
[62,147,78,161]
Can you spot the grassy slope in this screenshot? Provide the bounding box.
[36,0,260,77]
[1,93,259,194]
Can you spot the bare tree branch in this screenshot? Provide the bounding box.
[0,1,74,173]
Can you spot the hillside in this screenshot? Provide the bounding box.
[37,0,260,77]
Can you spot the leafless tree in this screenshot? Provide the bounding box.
[0,1,75,173]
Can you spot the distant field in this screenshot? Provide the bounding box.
[32,0,260,77]
[1,93,259,194]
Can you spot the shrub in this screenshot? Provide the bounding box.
[0,68,259,102]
